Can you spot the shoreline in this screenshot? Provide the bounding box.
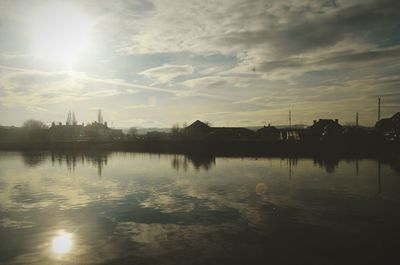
[0,139,399,158]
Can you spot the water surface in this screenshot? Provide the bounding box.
[0,151,399,264]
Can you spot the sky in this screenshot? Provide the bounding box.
[0,0,399,128]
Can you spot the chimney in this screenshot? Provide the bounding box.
[335,119,339,124]
[313,120,317,124]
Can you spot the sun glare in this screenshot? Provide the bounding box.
[51,231,73,254]
[31,3,92,67]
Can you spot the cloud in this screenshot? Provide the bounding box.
[139,64,194,84]
[183,76,228,89]
[0,218,35,229]
[0,66,177,109]
[125,96,157,109]
[0,0,399,126]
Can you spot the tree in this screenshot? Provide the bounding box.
[171,123,181,135]
[127,127,138,137]
[22,119,47,130]
[22,119,48,141]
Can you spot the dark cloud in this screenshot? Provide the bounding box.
[258,45,400,73]
[217,0,400,56]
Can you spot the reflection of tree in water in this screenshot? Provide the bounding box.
[287,157,298,179]
[171,153,216,171]
[313,157,339,173]
[21,152,48,167]
[50,151,110,176]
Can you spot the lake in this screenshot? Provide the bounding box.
[0,151,400,265]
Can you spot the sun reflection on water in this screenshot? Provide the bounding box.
[51,231,73,254]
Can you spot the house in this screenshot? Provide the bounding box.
[309,119,344,138]
[210,127,255,138]
[48,122,85,141]
[184,120,211,136]
[375,112,400,140]
[183,120,255,139]
[256,124,280,140]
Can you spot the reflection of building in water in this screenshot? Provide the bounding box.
[313,157,339,173]
[171,153,216,171]
[50,151,110,176]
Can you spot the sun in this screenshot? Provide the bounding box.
[31,3,93,68]
[51,231,73,254]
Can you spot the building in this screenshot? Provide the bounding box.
[375,112,400,140]
[184,120,210,137]
[309,119,344,139]
[256,124,280,140]
[183,120,255,139]
[49,111,123,141]
[49,122,85,141]
[84,122,123,140]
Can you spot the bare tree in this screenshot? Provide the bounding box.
[22,119,48,141]
[171,123,181,135]
[128,127,138,137]
[22,119,47,130]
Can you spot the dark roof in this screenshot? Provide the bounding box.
[184,120,210,132]
[309,119,344,133]
[391,112,400,122]
[211,127,254,133]
[375,112,400,131]
[257,125,279,134]
[209,127,255,138]
[376,118,394,131]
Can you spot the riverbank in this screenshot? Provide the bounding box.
[0,139,399,157]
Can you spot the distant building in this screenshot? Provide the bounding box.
[375,112,400,140]
[183,120,255,139]
[49,122,85,141]
[84,122,123,140]
[49,111,123,141]
[309,119,344,138]
[256,124,280,140]
[210,127,255,138]
[184,120,210,136]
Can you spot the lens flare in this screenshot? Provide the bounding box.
[30,3,93,67]
[51,231,73,254]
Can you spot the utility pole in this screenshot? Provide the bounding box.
[378,97,381,122]
[289,110,292,129]
[356,112,359,127]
